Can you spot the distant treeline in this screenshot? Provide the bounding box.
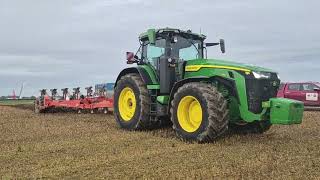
[0,96,36,100]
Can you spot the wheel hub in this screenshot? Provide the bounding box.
[118,87,136,121]
[177,96,203,132]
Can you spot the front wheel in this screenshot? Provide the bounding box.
[170,82,229,143]
[114,73,153,130]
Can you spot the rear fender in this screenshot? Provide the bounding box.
[115,67,155,87]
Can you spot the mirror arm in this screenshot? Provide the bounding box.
[205,39,225,53]
[203,47,208,59]
[205,43,220,47]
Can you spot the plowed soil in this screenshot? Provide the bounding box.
[0,105,319,179]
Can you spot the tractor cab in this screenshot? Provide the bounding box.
[137,28,225,61]
[140,29,204,64]
[127,28,224,94]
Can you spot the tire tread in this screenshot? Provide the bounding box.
[170,82,229,143]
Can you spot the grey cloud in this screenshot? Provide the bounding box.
[0,0,319,96]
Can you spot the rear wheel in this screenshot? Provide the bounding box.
[114,73,153,130]
[170,82,229,143]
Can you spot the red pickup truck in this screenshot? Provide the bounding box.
[277,82,320,106]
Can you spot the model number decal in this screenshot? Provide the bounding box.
[306,93,318,101]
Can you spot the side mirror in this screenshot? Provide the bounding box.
[314,87,320,92]
[205,39,226,53]
[219,39,225,53]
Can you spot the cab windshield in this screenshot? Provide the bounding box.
[172,36,202,60]
[142,35,203,64]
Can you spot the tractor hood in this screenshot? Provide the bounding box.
[186,59,276,73]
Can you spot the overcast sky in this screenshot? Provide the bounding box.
[0,0,319,96]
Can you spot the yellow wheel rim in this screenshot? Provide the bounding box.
[118,87,136,121]
[177,96,203,132]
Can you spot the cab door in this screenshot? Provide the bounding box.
[301,83,319,106]
[284,83,304,102]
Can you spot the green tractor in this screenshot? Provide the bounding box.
[114,28,304,143]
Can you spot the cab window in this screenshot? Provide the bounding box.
[171,36,201,60]
[302,83,317,91]
[147,45,164,60]
[142,35,202,64]
[288,84,301,91]
[179,43,200,60]
[142,39,166,67]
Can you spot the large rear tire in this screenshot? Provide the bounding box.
[114,73,152,130]
[170,82,229,143]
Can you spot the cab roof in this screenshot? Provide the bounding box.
[139,27,206,41]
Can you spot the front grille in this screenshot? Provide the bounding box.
[246,75,280,113]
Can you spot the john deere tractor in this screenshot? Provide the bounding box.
[114,28,304,142]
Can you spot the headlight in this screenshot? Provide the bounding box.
[252,71,271,79]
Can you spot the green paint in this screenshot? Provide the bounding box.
[184,60,272,122]
[147,29,156,44]
[262,101,271,108]
[157,96,169,104]
[139,65,158,84]
[186,59,276,73]
[137,57,303,125]
[269,98,304,124]
[147,85,160,89]
[228,96,241,122]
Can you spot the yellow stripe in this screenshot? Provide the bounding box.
[185,65,251,73]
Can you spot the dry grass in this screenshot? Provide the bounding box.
[0,105,319,179]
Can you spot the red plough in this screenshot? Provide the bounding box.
[35,86,114,114]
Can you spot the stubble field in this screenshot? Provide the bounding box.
[0,105,319,179]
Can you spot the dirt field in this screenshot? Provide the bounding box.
[0,105,319,179]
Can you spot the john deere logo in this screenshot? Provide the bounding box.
[272,81,277,86]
